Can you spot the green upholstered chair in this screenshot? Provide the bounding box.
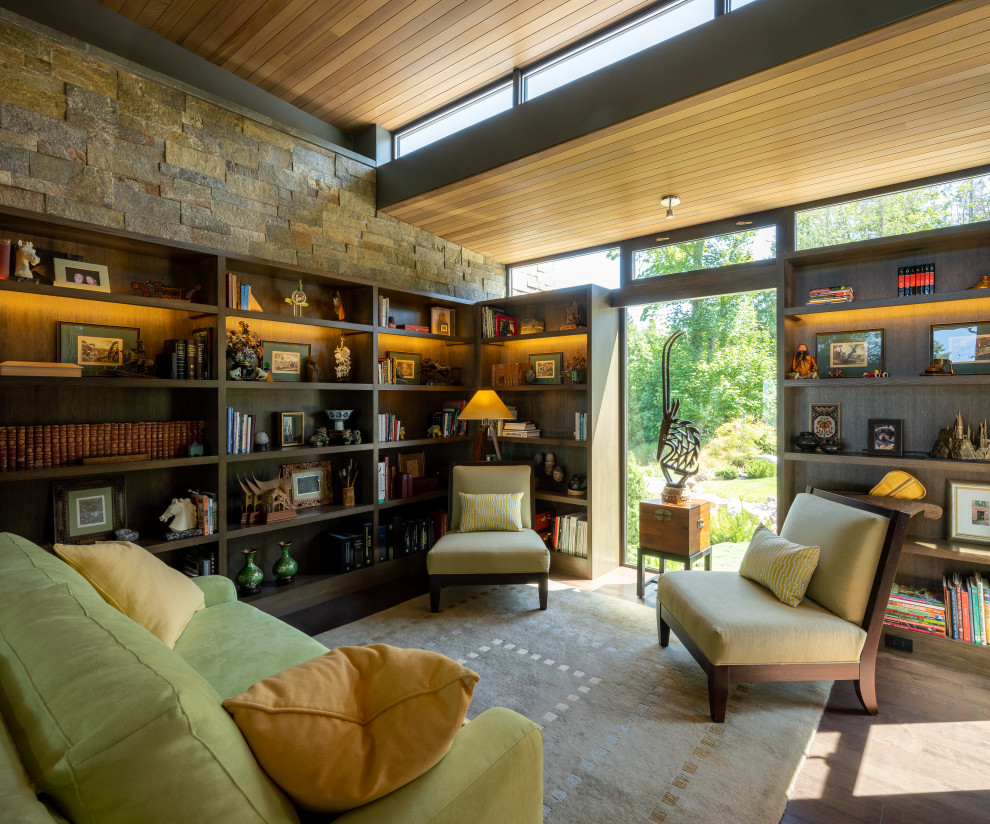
[657,489,910,722]
[427,462,550,613]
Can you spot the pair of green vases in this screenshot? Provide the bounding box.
[236,541,297,594]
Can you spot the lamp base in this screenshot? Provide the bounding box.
[471,423,502,461]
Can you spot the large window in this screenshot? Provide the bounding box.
[395,83,513,158]
[509,248,620,294]
[795,173,990,250]
[633,225,776,279]
[522,0,713,101]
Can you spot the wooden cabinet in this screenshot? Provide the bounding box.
[780,221,990,673]
[477,285,621,580]
[0,207,622,618]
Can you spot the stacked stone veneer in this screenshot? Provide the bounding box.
[0,18,505,299]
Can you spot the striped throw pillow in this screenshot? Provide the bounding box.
[458,492,524,532]
[739,525,820,607]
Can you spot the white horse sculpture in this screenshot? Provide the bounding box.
[159,497,197,532]
[14,240,39,280]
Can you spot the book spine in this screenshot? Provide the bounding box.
[0,426,6,471]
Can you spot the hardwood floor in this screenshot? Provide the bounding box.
[286,565,990,822]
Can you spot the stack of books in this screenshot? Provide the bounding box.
[554,513,587,557]
[182,548,216,578]
[574,412,587,441]
[884,583,946,636]
[225,273,262,310]
[943,571,990,644]
[0,361,82,377]
[377,412,403,443]
[379,295,391,326]
[226,408,256,454]
[481,305,505,338]
[897,263,935,296]
[187,491,217,536]
[806,285,854,305]
[501,420,540,438]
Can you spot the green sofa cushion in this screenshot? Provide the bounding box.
[173,600,328,699]
[0,533,298,824]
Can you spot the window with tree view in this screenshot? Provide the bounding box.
[633,226,776,279]
[626,289,777,571]
[795,173,990,250]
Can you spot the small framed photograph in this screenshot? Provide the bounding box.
[281,461,332,508]
[54,259,111,292]
[809,403,841,444]
[815,329,884,378]
[53,476,125,544]
[529,352,563,384]
[931,321,990,374]
[430,306,455,336]
[397,451,426,478]
[263,340,310,382]
[276,411,305,449]
[946,479,990,546]
[57,322,139,376]
[388,351,421,384]
[867,418,903,456]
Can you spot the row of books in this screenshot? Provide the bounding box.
[481,306,518,338]
[432,400,467,437]
[379,295,391,326]
[377,413,403,443]
[225,273,262,310]
[943,571,990,644]
[501,420,540,438]
[322,512,449,573]
[182,548,216,578]
[884,583,946,636]
[897,263,935,296]
[160,330,213,380]
[226,408,256,454]
[188,491,218,536]
[0,421,205,471]
[554,512,588,557]
[376,358,413,384]
[806,285,854,305]
[574,412,588,441]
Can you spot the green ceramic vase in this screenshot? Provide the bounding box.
[272,541,298,586]
[236,548,264,595]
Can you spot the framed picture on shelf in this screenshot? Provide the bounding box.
[281,461,332,508]
[809,403,841,445]
[494,314,518,337]
[57,322,139,376]
[53,259,111,292]
[387,351,421,384]
[430,307,455,336]
[397,451,426,478]
[866,418,903,456]
[529,352,563,384]
[946,479,990,545]
[53,475,125,544]
[930,321,990,374]
[815,328,884,378]
[276,411,305,448]
[262,340,310,382]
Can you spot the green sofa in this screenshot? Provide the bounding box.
[0,533,544,823]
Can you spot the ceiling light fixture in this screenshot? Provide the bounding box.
[660,195,679,220]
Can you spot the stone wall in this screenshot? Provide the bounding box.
[0,17,506,300]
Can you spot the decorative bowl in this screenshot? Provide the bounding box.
[324,410,354,431]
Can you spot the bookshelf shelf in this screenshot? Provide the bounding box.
[143,533,222,555]
[377,436,473,449]
[226,503,376,539]
[482,329,588,344]
[783,451,990,472]
[377,490,447,510]
[0,376,219,389]
[535,491,589,507]
[783,375,990,388]
[0,455,218,483]
[224,381,374,392]
[0,278,217,315]
[225,309,371,333]
[225,444,373,463]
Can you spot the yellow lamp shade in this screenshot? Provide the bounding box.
[458,390,514,421]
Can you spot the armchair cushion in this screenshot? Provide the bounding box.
[780,492,892,624]
[427,529,550,575]
[458,492,524,532]
[657,571,867,666]
[739,525,819,607]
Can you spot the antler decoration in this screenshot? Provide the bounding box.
[656,330,701,489]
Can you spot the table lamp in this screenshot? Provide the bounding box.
[458,390,514,460]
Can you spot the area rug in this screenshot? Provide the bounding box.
[315,583,829,824]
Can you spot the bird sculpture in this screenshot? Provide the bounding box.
[655,330,701,504]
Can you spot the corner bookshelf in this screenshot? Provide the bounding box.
[477,285,621,580]
[779,220,990,673]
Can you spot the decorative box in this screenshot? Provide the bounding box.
[638,498,711,555]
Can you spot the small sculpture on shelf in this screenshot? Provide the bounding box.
[159,497,202,541]
[921,358,954,376]
[343,428,362,445]
[789,344,819,378]
[427,424,443,438]
[930,411,990,461]
[334,339,352,381]
[560,301,585,330]
[285,280,308,317]
[237,473,297,524]
[566,353,586,384]
[254,431,270,452]
[236,549,264,595]
[306,359,320,383]
[130,280,202,302]
[422,358,460,385]
[272,541,298,586]
[567,474,587,497]
[544,452,555,476]
[115,339,157,378]
[226,321,263,380]
[309,427,330,448]
[13,240,40,280]
[332,290,345,321]
[115,527,139,542]
[655,331,702,504]
[552,465,565,483]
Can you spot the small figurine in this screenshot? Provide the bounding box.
[544,452,555,476]
[306,360,320,383]
[130,281,201,302]
[254,431,270,452]
[790,344,818,378]
[552,465,565,483]
[334,339,352,381]
[922,358,954,376]
[13,240,39,280]
[285,279,308,317]
[427,424,442,438]
[560,301,585,330]
[309,427,330,448]
[567,474,587,496]
[115,339,157,377]
[343,429,362,445]
[115,528,139,542]
[332,290,345,321]
[159,497,201,539]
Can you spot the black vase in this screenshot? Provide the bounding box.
[792,431,820,452]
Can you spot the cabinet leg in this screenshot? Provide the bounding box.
[637,549,645,598]
[708,667,729,723]
[704,550,712,571]
[429,576,441,613]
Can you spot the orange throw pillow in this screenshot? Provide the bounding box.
[223,644,479,813]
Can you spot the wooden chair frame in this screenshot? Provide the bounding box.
[429,461,547,613]
[658,488,910,722]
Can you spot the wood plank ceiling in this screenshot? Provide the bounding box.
[384,0,990,262]
[97,0,656,133]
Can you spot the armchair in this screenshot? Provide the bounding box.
[657,489,910,722]
[427,462,550,613]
